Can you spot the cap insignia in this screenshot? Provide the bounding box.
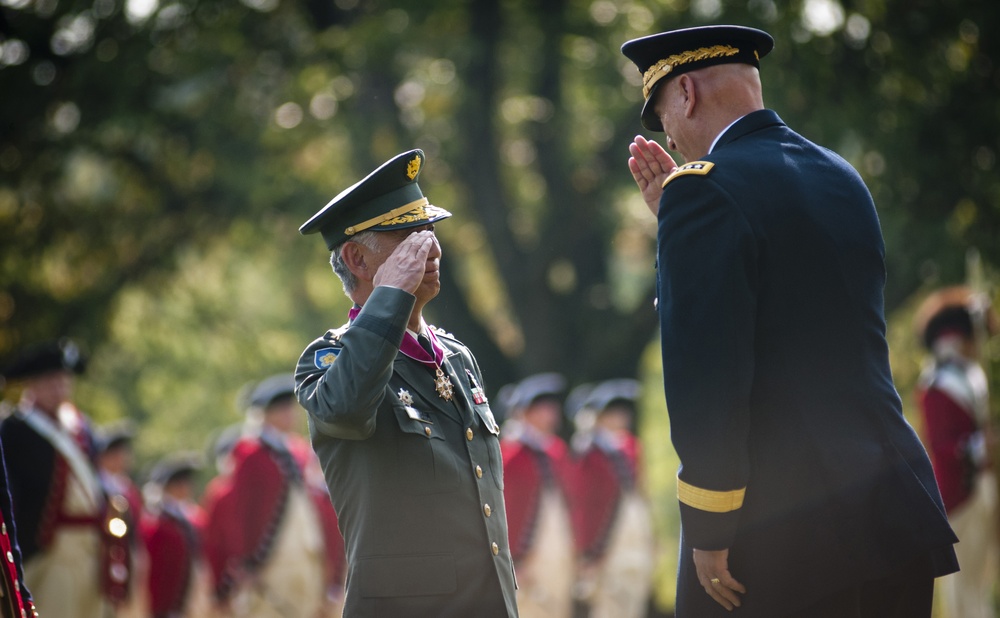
[642,45,740,98]
[406,155,421,180]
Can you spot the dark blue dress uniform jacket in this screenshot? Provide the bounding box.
[658,109,958,617]
[295,286,518,618]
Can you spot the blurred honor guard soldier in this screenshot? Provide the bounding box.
[96,423,146,618]
[294,149,518,617]
[0,400,36,616]
[207,374,327,617]
[0,339,109,617]
[569,379,655,618]
[622,25,958,617]
[915,287,999,618]
[141,454,211,618]
[199,425,241,610]
[500,373,575,618]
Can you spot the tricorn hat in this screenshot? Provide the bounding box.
[300,149,452,250]
[2,338,88,381]
[149,453,202,487]
[621,25,774,132]
[248,373,297,410]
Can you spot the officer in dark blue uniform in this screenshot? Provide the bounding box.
[294,150,518,617]
[621,25,958,617]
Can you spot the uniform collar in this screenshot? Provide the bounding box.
[712,109,784,152]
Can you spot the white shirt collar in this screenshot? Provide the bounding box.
[708,115,746,154]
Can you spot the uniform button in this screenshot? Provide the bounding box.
[484,504,492,517]
[466,428,474,441]
[491,542,499,556]
[5,551,12,563]
[1,523,5,535]
[475,465,483,478]
[424,427,432,437]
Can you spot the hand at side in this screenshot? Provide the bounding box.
[693,547,746,611]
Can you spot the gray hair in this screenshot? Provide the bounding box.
[330,230,381,295]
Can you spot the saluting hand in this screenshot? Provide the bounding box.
[693,547,746,612]
[373,230,438,294]
[628,135,678,216]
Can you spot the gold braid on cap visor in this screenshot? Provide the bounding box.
[345,197,438,236]
[641,44,743,99]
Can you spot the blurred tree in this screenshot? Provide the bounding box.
[3,1,998,613]
[3,0,998,390]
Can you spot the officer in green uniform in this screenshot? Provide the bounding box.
[294,149,519,617]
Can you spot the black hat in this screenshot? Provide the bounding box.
[621,25,774,131]
[249,374,296,410]
[2,338,87,381]
[300,149,452,250]
[96,423,136,454]
[564,383,595,422]
[211,424,243,460]
[586,379,641,415]
[914,286,998,350]
[149,453,202,486]
[508,373,567,412]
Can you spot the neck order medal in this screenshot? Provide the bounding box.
[434,368,455,401]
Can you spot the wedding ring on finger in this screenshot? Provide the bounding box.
[710,578,721,585]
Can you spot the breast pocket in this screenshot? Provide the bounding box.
[391,404,460,495]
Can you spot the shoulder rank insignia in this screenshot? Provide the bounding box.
[662,161,715,188]
[314,347,340,369]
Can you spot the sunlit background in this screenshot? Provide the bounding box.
[1,0,998,614]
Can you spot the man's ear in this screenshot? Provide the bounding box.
[678,74,697,118]
[340,241,374,282]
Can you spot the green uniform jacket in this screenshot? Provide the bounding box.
[295,286,519,617]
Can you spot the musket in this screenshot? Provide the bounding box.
[966,247,999,531]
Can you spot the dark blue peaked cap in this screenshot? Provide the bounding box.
[621,25,774,131]
[300,149,452,250]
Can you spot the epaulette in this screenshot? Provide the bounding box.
[324,324,349,344]
[429,325,456,340]
[662,161,715,188]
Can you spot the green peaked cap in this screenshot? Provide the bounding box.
[300,149,452,250]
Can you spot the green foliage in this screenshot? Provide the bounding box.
[2,1,999,610]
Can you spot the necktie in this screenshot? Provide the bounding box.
[418,333,435,357]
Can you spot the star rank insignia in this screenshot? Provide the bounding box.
[397,388,414,406]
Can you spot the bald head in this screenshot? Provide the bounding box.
[652,63,764,161]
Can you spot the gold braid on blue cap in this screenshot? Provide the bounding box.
[642,44,742,99]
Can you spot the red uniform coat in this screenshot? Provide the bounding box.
[288,433,347,593]
[501,430,573,561]
[142,502,204,617]
[204,431,347,601]
[570,433,641,559]
[199,474,239,600]
[229,436,298,567]
[918,360,987,514]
